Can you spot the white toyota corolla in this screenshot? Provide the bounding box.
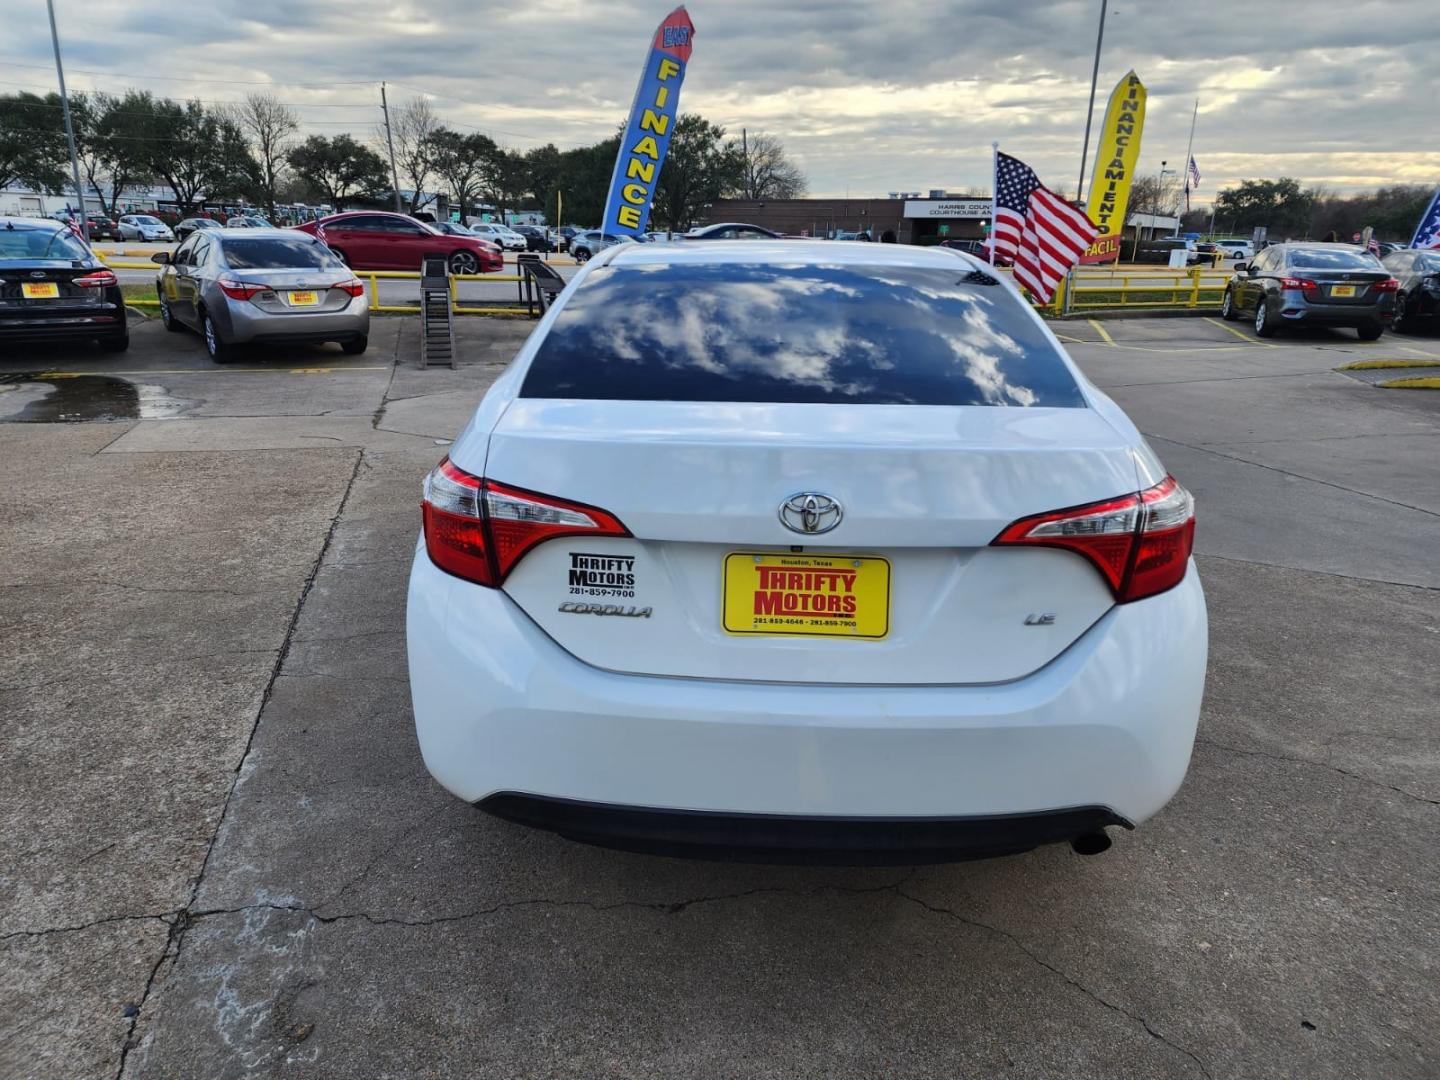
[407,240,1207,862]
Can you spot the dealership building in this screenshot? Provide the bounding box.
[701,195,993,244]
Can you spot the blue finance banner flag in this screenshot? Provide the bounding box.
[1410,187,1440,249]
[600,6,695,236]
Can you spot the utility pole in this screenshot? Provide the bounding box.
[380,82,402,213]
[46,0,88,242]
[742,127,748,198]
[1076,0,1108,206]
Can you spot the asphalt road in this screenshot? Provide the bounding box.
[2,312,1438,1079]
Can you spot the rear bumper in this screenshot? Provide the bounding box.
[1277,298,1391,324]
[480,794,1130,864]
[216,295,369,344]
[407,546,1208,834]
[0,304,127,340]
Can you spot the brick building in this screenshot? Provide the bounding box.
[700,195,993,245]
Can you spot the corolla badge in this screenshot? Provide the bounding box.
[779,492,843,535]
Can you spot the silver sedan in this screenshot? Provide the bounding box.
[153,228,369,362]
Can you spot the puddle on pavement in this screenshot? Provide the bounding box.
[0,374,194,423]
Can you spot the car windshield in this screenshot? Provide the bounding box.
[0,226,90,261]
[220,236,344,270]
[135,216,162,225]
[1289,248,1382,270]
[521,262,1085,407]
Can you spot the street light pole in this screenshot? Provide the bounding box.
[1154,161,1172,240]
[1076,0,1108,206]
[46,0,89,242]
[380,82,402,213]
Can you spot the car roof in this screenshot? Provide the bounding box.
[212,227,321,241]
[0,216,74,230]
[607,238,985,271]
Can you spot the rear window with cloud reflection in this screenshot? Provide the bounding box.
[520,263,1085,407]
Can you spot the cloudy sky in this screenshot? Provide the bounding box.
[6,0,1437,204]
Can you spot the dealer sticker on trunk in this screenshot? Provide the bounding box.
[722,552,889,639]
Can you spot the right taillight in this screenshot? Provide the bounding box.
[992,476,1195,603]
[421,458,630,587]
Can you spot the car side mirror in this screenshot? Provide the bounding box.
[150,251,170,265]
[1233,262,1248,273]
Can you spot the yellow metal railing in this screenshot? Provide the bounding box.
[102,257,534,316]
[1006,265,1230,314]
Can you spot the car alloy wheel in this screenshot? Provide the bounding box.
[1254,297,1276,338]
[449,251,479,275]
[158,292,177,331]
[203,313,231,363]
[1391,292,1408,333]
[1221,288,1236,320]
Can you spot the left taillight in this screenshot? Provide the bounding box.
[218,278,267,301]
[421,457,630,587]
[72,270,117,288]
[992,476,1195,603]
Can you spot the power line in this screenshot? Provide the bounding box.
[0,58,375,86]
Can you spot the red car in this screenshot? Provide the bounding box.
[293,211,503,275]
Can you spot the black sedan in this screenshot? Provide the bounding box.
[1221,243,1397,340]
[681,222,784,240]
[1381,247,1440,333]
[0,217,128,352]
[174,217,224,242]
[512,224,552,252]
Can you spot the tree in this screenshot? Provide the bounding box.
[650,114,740,231]
[426,127,495,218]
[0,92,68,194]
[523,143,563,217]
[730,131,806,199]
[477,146,530,219]
[286,134,388,211]
[1211,178,1316,238]
[547,135,619,226]
[141,98,258,212]
[385,96,440,212]
[233,92,299,219]
[70,91,155,217]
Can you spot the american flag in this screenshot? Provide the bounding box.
[991,151,1098,304]
[1188,157,1202,189]
[1410,187,1440,249]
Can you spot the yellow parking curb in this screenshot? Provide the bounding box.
[1338,359,1440,370]
[1376,376,1440,389]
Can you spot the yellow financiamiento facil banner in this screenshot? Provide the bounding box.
[1081,71,1147,264]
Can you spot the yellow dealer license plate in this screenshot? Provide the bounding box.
[22,282,59,299]
[287,290,319,306]
[722,552,890,639]
[1330,284,1356,297]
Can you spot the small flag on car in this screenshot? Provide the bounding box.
[1408,188,1440,249]
[990,150,1098,305]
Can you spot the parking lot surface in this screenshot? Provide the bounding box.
[2,313,1438,1079]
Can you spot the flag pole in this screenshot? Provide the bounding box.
[990,141,999,266]
[1177,97,1197,236]
[1077,0,1107,206]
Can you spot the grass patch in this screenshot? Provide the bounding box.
[1377,376,1440,389]
[1338,359,1440,370]
[120,282,157,303]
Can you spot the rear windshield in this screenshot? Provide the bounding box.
[521,262,1084,407]
[1289,248,1382,270]
[0,226,89,262]
[220,236,343,270]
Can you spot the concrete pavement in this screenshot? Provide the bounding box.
[1,313,1437,1079]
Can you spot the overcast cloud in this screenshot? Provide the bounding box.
[5,0,1437,202]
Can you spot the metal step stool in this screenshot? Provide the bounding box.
[419,253,457,369]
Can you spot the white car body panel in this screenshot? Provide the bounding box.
[407,240,1207,843]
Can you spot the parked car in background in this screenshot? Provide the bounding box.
[1382,247,1440,333]
[153,228,368,362]
[466,222,527,252]
[512,225,552,252]
[407,239,1206,862]
[117,214,175,243]
[1375,241,1403,259]
[292,212,503,275]
[939,238,1013,267]
[644,231,672,243]
[569,230,631,262]
[1221,242,1397,339]
[1212,238,1255,260]
[225,215,273,229]
[0,217,128,351]
[554,225,584,252]
[85,214,123,242]
[1134,238,1201,266]
[174,217,224,242]
[429,220,476,238]
[682,222,783,240]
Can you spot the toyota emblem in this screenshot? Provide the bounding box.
[779,492,843,535]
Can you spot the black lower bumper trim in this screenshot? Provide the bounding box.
[478,793,1132,865]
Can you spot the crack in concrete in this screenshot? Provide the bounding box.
[115,448,368,1080]
[0,580,258,597]
[1196,737,1439,807]
[894,890,1214,1079]
[1195,553,1439,593]
[1146,433,1440,519]
[1,912,174,943]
